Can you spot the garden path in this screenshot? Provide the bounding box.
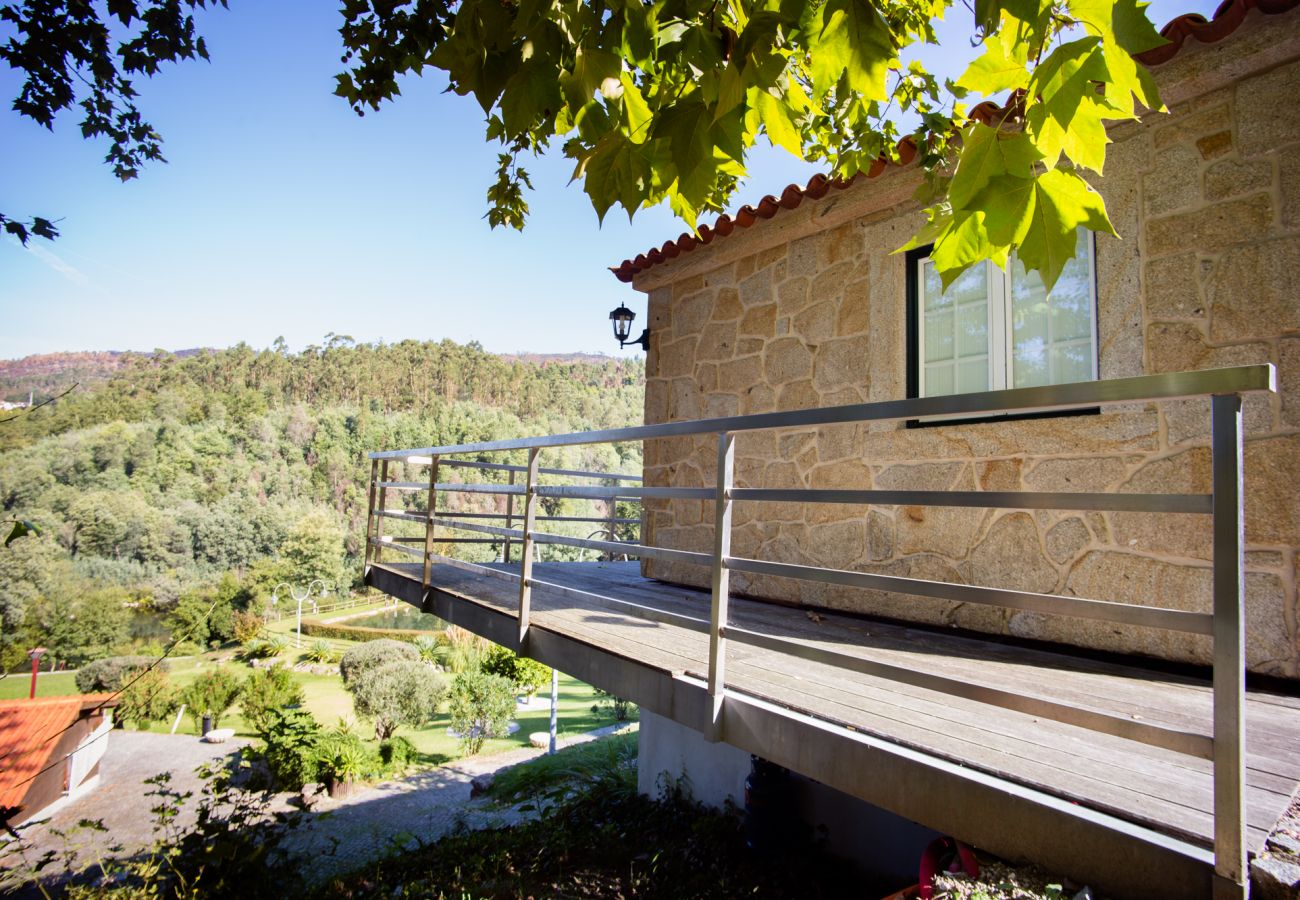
[285,721,631,884]
[1,723,632,893]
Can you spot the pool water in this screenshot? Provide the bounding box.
[347,606,448,632]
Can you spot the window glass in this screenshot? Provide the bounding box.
[1010,233,1094,388]
[921,261,990,397]
[915,228,1095,400]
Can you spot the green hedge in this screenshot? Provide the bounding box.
[299,618,439,644]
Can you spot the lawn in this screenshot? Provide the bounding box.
[2,617,630,770]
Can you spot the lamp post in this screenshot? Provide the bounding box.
[27,647,46,699]
[609,303,649,350]
[271,580,329,649]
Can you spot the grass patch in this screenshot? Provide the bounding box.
[486,729,638,806]
[2,643,624,772]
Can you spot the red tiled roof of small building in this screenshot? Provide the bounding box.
[0,695,116,813]
[609,0,1300,284]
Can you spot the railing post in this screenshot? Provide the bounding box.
[517,448,541,647]
[373,459,389,565]
[1211,393,1246,900]
[707,431,735,742]
[605,477,618,559]
[503,468,516,563]
[364,459,379,573]
[422,455,440,590]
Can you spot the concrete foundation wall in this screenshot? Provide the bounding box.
[630,9,1300,678]
[637,710,941,887]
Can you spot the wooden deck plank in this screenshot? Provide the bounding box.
[380,560,1300,854]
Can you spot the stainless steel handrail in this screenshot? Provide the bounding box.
[362,364,1275,896]
[369,365,1274,459]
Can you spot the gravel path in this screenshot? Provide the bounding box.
[0,731,249,894]
[285,722,632,884]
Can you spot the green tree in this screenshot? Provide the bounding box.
[339,639,420,685]
[8,1,1163,287]
[347,660,448,741]
[278,510,348,594]
[116,668,180,729]
[338,0,1166,288]
[0,0,225,244]
[260,706,323,790]
[241,666,306,736]
[448,671,518,755]
[179,667,244,730]
[42,587,132,666]
[481,644,551,698]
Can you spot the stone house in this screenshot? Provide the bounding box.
[612,0,1300,679]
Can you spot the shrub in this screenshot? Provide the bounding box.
[339,639,419,685]
[316,729,380,785]
[592,688,637,722]
[481,644,551,697]
[379,736,417,770]
[448,671,516,755]
[260,706,322,790]
[347,660,447,741]
[232,610,265,643]
[411,634,440,663]
[179,667,244,730]
[115,669,180,729]
[265,634,289,656]
[241,666,305,736]
[300,618,433,644]
[241,639,270,659]
[303,639,336,664]
[75,656,168,693]
[437,626,489,674]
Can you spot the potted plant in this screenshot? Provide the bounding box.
[317,736,370,799]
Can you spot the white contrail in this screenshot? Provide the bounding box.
[23,242,90,287]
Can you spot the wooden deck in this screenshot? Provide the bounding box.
[368,559,1300,898]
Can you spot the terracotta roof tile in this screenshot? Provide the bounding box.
[610,0,1300,283]
[0,695,115,813]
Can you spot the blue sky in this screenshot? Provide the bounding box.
[0,0,1212,360]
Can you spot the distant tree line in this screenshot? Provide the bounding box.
[0,338,644,671]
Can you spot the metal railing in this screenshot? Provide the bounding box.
[362,364,1276,894]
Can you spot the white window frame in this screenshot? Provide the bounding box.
[914,233,1099,399]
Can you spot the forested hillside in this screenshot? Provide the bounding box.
[0,339,644,671]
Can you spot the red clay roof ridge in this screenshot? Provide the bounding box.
[610,0,1300,284]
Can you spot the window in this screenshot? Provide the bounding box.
[907,229,1098,401]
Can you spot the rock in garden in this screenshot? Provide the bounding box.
[469,774,494,798]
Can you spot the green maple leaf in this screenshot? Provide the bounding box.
[560,46,621,111]
[809,0,893,102]
[956,25,1031,97]
[930,210,992,288]
[655,100,713,179]
[948,124,1043,210]
[1018,168,1114,290]
[754,88,803,156]
[500,57,563,134]
[620,72,654,143]
[970,173,1037,262]
[580,133,653,222]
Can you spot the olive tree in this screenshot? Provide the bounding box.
[339,639,420,684]
[348,660,447,741]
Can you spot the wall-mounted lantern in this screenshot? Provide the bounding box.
[609,303,649,350]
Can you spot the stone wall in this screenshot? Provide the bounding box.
[629,10,1300,677]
